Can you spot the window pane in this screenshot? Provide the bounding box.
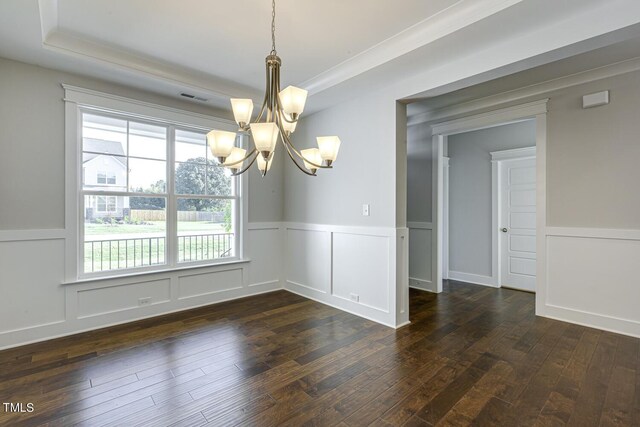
[175,162,206,195]
[175,129,207,163]
[129,158,166,193]
[82,153,127,192]
[84,196,166,273]
[177,198,235,263]
[82,113,127,155]
[206,163,234,196]
[129,122,167,160]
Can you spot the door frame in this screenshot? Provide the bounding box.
[491,147,537,290]
[429,99,548,315]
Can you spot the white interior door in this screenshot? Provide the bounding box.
[499,156,536,292]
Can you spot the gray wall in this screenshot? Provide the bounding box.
[0,57,284,230]
[284,88,398,227]
[448,120,536,277]
[547,70,640,229]
[407,122,432,223]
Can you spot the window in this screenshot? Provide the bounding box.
[97,171,117,185]
[96,196,117,213]
[80,110,241,276]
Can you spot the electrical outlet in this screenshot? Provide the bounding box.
[349,293,359,302]
[138,297,152,306]
[362,204,370,216]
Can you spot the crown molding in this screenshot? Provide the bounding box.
[300,0,523,96]
[408,55,640,127]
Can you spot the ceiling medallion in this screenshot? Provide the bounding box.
[207,0,341,177]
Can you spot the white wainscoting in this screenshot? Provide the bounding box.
[78,278,171,319]
[542,227,640,338]
[0,223,285,350]
[286,227,331,294]
[283,223,402,328]
[407,222,436,292]
[0,238,66,332]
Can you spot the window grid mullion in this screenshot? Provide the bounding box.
[167,125,177,267]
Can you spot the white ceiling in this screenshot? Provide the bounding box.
[55,0,459,90]
[0,0,524,112]
[1,0,640,116]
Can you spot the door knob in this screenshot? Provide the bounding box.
[501,228,508,233]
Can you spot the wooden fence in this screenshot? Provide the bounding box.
[130,210,224,222]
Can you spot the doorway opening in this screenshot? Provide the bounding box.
[440,124,537,292]
[432,100,547,295]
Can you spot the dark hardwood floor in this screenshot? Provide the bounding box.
[1,281,638,426]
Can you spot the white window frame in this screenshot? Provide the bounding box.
[64,84,247,281]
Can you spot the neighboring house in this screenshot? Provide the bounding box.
[82,138,129,219]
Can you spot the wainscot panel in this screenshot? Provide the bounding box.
[77,278,171,318]
[178,268,244,300]
[285,228,331,294]
[545,232,640,337]
[0,239,66,332]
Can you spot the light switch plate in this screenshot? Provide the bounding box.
[362,204,370,216]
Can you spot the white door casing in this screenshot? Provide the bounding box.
[496,151,536,292]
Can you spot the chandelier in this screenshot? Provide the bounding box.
[206,0,341,177]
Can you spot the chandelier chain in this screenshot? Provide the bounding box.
[270,0,277,55]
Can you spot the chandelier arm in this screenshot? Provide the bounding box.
[277,119,331,169]
[221,147,257,168]
[280,139,317,176]
[230,151,260,176]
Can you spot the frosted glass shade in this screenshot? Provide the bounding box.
[250,122,279,154]
[279,86,308,116]
[207,130,236,159]
[317,136,341,162]
[257,153,273,173]
[230,99,253,126]
[281,113,297,134]
[301,148,322,171]
[223,147,246,170]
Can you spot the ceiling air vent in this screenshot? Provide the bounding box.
[180,93,208,102]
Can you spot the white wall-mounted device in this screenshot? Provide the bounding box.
[582,91,609,109]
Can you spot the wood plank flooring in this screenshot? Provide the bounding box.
[0,281,638,426]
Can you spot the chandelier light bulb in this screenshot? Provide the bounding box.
[281,112,297,134]
[230,99,254,128]
[223,147,247,172]
[257,152,274,176]
[317,136,341,166]
[301,148,322,174]
[207,130,236,162]
[250,122,279,158]
[279,86,308,117]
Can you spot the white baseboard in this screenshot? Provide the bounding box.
[448,271,498,288]
[409,277,438,293]
[543,304,640,339]
[284,282,404,329]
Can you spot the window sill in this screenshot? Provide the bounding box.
[62,258,251,286]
